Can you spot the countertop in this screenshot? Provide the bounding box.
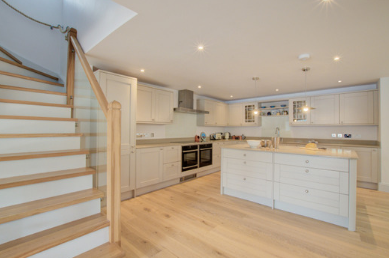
[136,139,246,149]
[222,144,359,159]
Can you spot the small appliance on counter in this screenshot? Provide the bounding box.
[224,132,230,140]
[195,135,200,142]
[200,132,206,142]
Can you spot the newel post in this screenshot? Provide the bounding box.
[107,101,122,244]
[66,28,77,109]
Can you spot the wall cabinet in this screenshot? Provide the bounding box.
[136,145,181,188]
[339,91,375,125]
[94,70,137,195]
[342,147,378,188]
[137,84,174,124]
[289,97,311,125]
[197,99,227,126]
[227,102,260,127]
[310,95,340,125]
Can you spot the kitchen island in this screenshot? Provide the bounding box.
[221,144,358,231]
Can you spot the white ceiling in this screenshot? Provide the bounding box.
[87,0,389,101]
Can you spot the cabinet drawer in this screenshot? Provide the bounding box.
[274,183,348,217]
[163,162,180,181]
[164,146,180,164]
[274,153,348,172]
[224,158,272,180]
[223,173,272,199]
[213,154,221,167]
[274,164,349,194]
[223,149,272,162]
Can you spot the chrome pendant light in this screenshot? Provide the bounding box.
[302,67,315,112]
[252,77,260,115]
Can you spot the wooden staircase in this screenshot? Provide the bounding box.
[0,48,124,257]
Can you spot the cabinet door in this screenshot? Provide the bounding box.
[203,100,215,126]
[345,147,378,183]
[136,148,162,188]
[340,91,374,124]
[311,95,340,125]
[155,89,173,123]
[289,98,311,124]
[243,103,259,126]
[137,85,154,123]
[164,146,180,163]
[228,104,242,126]
[163,162,180,181]
[215,102,226,126]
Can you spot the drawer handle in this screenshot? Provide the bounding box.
[243,154,246,157]
[305,169,309,173]
[243,178,246,181]
[160,148,163,150]
[171,164,174,167]
[305,160,309,164]
[172,147,174,149]
[305,190,309,193]
[243,161,246,164]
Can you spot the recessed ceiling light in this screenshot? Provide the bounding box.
[197,45,204,51]
[140,69,145,72]
[230,95,233,98]
[276,89,279,92]
[338,80,342,83]
[198,85,202,89]
[334,56,340,61]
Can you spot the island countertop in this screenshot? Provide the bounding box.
[221,143,358,159]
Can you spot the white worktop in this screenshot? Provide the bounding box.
[222,144,358,159]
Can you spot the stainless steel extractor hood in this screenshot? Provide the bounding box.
[174,90,209,114]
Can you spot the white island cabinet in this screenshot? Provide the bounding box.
[221,145,357,231]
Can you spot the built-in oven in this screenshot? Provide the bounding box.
[199,144,212,168]
[182,144,199,172]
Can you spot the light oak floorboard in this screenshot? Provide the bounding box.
[121,172,389,258]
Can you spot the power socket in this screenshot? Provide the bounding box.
[331,133,337,138]
[337,134,343,138]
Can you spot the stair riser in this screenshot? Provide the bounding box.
[73,108,103,120]
[0,119,76,134]
[0,155,86,178]
[0,137,81,154]
[82,136,107,150]
[0,61,59,83]
[0,175,93,208]
[29,227,109,258]
[0,102,71,118]
[0,88,66,104]
[90,152,108,167]
[0,199,101,245]
[0,74,64,93]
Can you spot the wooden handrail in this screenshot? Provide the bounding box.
[69,35,109,118]
[66,29,77,108]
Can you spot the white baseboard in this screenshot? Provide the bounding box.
[378,182,389,193]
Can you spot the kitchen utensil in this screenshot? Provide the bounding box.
[283,110,288,115]
[247,140,261,149]
[270,106,275,108]
[232,135,236,140]
[241,134,246,140]
[261,106,266,108]
[260,140,273,148]
[267,112,271,116]
[272,136,280,149]
[225,132,230,139]
[237,135,242,140]
[281,105,287,107]
[195,135,200,142]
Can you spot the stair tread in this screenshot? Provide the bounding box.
[0,58,59,81]
[0,70,63,87]
[75,243,125,258]
[0,115,78,121]
[0,149,89,162]
[0,84,65,95]
[0,133,82,138]
[0,98,72,108]
[0,213,109,258]
[0,46,22,64]
[0,188,103,224]
[0,167,95,190]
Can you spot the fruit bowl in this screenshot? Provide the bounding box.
[247,140,261,149]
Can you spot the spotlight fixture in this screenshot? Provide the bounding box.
[198,85,202,89]
[140,69,145,72]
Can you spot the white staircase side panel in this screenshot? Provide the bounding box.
[78,121,107,134]
[0,175,93,208]
[0,74,65,93]
[0,119,76,134]
[0,61,59,83]
[73,108,101,120]
[0,88,66,104]
[0,102,71,118]
[74,97,99,108]
[0,199,101,245]
[74,87,95,96]
[0,155,86,178]
[29,227,109,258]
[0,137,81,154]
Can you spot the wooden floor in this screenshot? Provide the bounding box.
[120,172,389,258]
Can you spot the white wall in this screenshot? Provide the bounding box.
[62,0,137,53]
[379,77,389,193]
[0,0,64,79]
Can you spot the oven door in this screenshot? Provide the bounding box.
[199,147,212,167]
[182,150,198,172]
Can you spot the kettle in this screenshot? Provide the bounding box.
[225,132,230,140]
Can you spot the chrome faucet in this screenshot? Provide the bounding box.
[275,127,280,137]
[273,127,280,149]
